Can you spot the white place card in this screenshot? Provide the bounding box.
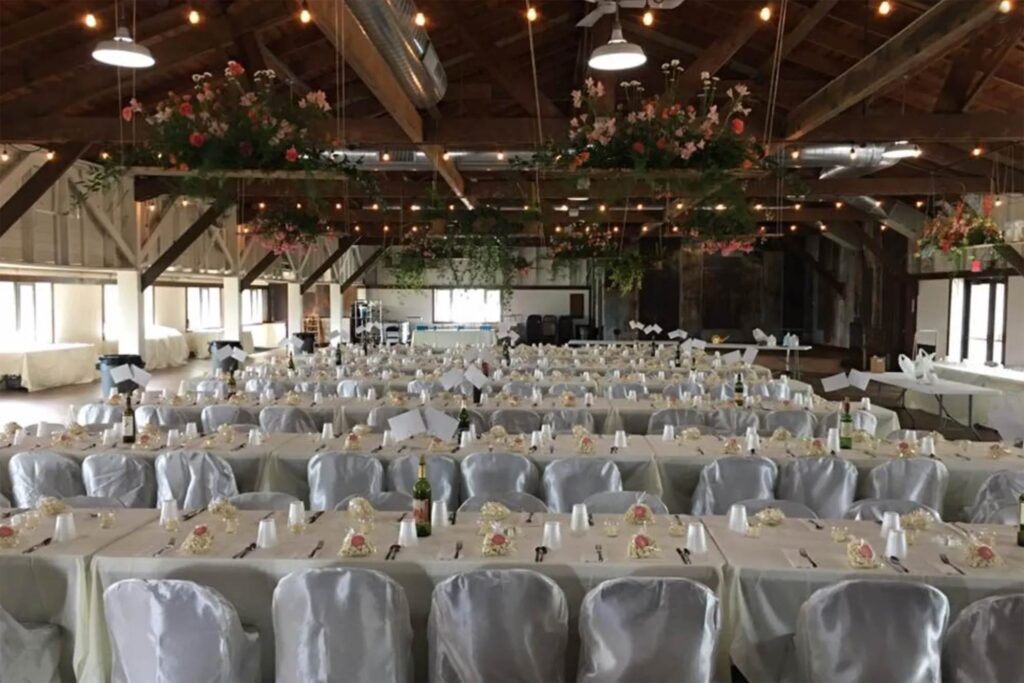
[668,329,688,340]
[508,331,521,344]
[464,364,489,389]
[109,365,132,384]
[847,369,870,391]
[439,368,465,391]
[214,345,234,361]
[821,372,851,393]
[387,409,427,441]
[423,406,459,441]
[650,324,663,334]
[690,339,707,350]
[130,366,152,387]
[741,347,758,365]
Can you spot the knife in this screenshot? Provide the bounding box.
[308,511,325,525]
[153,538,177,557]
[22,537,52,554]
[259,511,275,521]
[233,542,257,559]
[675,547,690,565]
[182,506,206,521]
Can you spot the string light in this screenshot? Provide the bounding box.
[496,151,505,160]
[99,151,110,160]
[83,12,98,28]
[819,224,827,232]
[526,6,538,22]
[383,225,390,232]
[874,199,883,207]
[642,10,654,26]
[794,203,802,211]
[915,200,924,208]
[371,203,379,210]
[45,150,55,161]
[789,224,797,232]
[296,202,302,209]
[598,204,607,212]
[999,0,1012,11]
[299,1,312,24]
[414,11,427,26]
[642,225,649,233]
[636,202,644,210]
[381,151,391,162]
[181,198,189,206]
[877,1,892,16]
[754,203,764,210]
[355,225,361,232]
[148,203,156,212]
[995,197,1004,207]
[335,202,342,210]
[258,202,266,210]
[714,203,727,211]
[449,204,456,211]
[554,225,562,233]
[675,202,684,210]
[759,5,772,21]
[442,151,451,161]
[187,6,201,24]
[612,225,619,233]
[834,201,844,209]
[759,225,767,234]
[0,150,8,163]
[972,146,984,157]
[790,149,800,160]
[671,225,679,233]
[880,223,888,231]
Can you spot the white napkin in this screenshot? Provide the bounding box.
[752,328,767,343]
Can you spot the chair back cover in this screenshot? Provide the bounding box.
[336,380,373,399]
[541,410,595,434]
[429,569,567,683]
[943,594,1024,683]
[63,494,125,508]
[0,602,61,683]
[0,493,8,507]
[796,579,948,683]
[407,379,444,395]
[274,568,413,683]
[134,405,185,431]
[502,381,535,397]
[77,403,123,427]
[228,491,299,510]
[9,450,85,507]
[708,409,760,436]
[885,429,935,442]
[548,383,589,397]
[843,498,941,521]
[980,503,1018,525]
[605,383,649,400]
[244,378,283,395]
[646,409,704,434]
[460,452,539,500]
[104,579,259,683]
[308,452,384,511]
[761,410,816,438]
[581,490,669,515]
[155,450,239,511]
[259,406,318,433]
[777,457,858,519]
[295,381,332,395]
[490,409,541,434]
[457,491,550,513]
[541,457,622,513]
[866,457,949,511]
[25,422,66,437]
[966,470,1024,523]
[577,577,719,683]
[734,497,818,518]
[336,491,413,512]
[663,381,704,398]
[818,410,878,437]
[195,379,225,397]
[706,384,735,401]
[766,381,792,401]
[691,455,778,515]
[387,454,459,511]
[81,453,156,508]
[201,406,259,433]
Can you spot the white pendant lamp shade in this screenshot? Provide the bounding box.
[588,21,646,71]
[93,27,155,69]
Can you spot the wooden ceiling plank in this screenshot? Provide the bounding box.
[935,14,1024,112]
[0,141,91,241]
[755,0,840,77]
[786,0,1000,140]
[339,246,389,292]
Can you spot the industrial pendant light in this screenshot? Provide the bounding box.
[92,26,155,68]
[588,13,646,71]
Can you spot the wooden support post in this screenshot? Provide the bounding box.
[0,141,90,240]
[141,200,230,289]
[300,235,360,293]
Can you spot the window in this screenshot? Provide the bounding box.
[433,289,501,324]
[102,285,154,341]
[947,278,1006,364]
[186,287,222,330]
[0,282,53,345]
[241,288,266,325]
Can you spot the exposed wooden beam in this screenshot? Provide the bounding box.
[0,3,109,55]
[339,246,390,292]
[141,201,231,289]
[994,244,1024,277]
[934,13,1024,113]
[800,112,1024,144]
[256,36,312,96]
[0,142,90,241]
[755,0,840,77]
[241,250,279,289]
[789,242,845,299]
[300,235,360,292]
[673,10,765,101]
[786,0,1000,140]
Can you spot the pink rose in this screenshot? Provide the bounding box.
[350,534,366,548]
[634,535,650,549]
[731,118,745,135]
[976,545,994,560]
[193,525,208,537]
[285,146,299,163]
[631,141,645,154]
[179,102,193,117]
[0,526,13,538]
[631,505,647,519]
[490,533,506,546]
[189,131,206,148]
[122,106,134,122]
[226,61,245,77]
[858,543,873,559]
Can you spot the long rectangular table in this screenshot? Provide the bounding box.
[0,343,99,392]
[869,372,1002,438]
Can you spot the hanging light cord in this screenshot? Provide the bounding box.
[525,0,544,207]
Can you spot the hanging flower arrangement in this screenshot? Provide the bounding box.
[916,197,1004,267]
[248,204,333,255]
[548,225,660,294]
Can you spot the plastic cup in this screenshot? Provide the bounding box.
[321,423,335,440]
[880,511,902,538]
[686,522,708,553]
[542,520,563,550]
[662,425,675,441]
[256,518,279,549]
[398,518,418,547]
[54,512,78,543]
[885,529,908,561]
[727,504,749,533]
[431,501,449,528]
[570,504,589,535]
[159,499,180,529]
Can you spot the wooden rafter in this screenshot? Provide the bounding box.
[141,201,231,289]
[788,242,846,299]
[241,251,279,289]
[934,13,1024,113]
[786,0,1000,140]
[339,246,389,292]
[0,142,91,241]
[673,10,765,101]
[300,235,360,292]
[755,0,840,77]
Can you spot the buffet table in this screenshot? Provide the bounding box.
[0,343,99,392]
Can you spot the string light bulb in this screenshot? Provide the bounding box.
[636,202,644,210]
[187,6,201,24]
[414,11,427,26]
[258,202,266,210]
[299,1,312,24]
[972,146,983,157]
[296,202,302,209]
[834,201,844,209]
[999,0,1012,12]
[642,225,649,233]
[100,151,110,160]
[754,203,764,210]
[371,203,379,210]
[790,149,800,160]
[820,224,827,232]
[442,151,451,161]
[599,204,607,212]
[45,150,55,161]
[789,224,797,232]
[671,225,679,233]
[526,6,538,22]
[915,200,924,208]
[0,150,9,163]
[381,151,391,162]
[496,150,505,160]
[794,203,802,211]
[759,5,772,21]
[335,202,342,210]
[877,1,892,16]
[83,12,98,28]
[642,10,654,26]
[995,197,1004,207]
[880,223,888,231]
[675,202,684,210]
[383,225,390,232]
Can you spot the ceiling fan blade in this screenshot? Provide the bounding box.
[576,3,616,27]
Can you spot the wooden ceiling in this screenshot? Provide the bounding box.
[1,0,1023,211]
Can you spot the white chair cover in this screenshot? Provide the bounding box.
[244,378,283,395]
[766,381,792,401]
[978,503,1018,525]
[796,579,948,683]
[295,381,332,395]
[336,380,374,398]
[605,383,649,400]
[706,384,735,401]
[460,452,539,500]
[307,453,384,511]
[965,471,1024,523]
[336,491,413,512]
[134,405,185,431]
[541,410,595,434]
[368,406,409,432]
[387,454,459,511]
[429,569,567,683]
[82,453,157,508]
[155,451,239,511]
[577,577,719,683]
[943,594,1024,683]
[663,381,704,398]
[777,457,858,519]
[745,382,771,399]
[0,602,61,683]
[541,457,622,513]
[885,429,935,442]
[104,579,259,683]
[9,450,85,507]
[274,568,413,683]
[734,497,818,518]
[63,494,125,508]
[646,409,704,434]
[25,422,65,437]
[201,406,259,433]
[490,409,541,434]
[457,492,550,513]
[502,381,535,397]
[407,379,444,395]
[581,490,669,515]
[259,406,317,433]
[761,410,816,438]
[0,493,8,507]
[691,455,778,515]
[195,379,225,396]
[228,492,299,510]
[708,409,760,436]
[547,383,589,397]
[444,408,487,435]
[843,498,941,521]
[866,458,949,512]
[817,410,879,437]
[78,403,123,427]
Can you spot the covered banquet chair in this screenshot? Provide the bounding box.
[134,405,185,431]
[336,379,374,399]
[155,450,238,511]
[691,455,778,515]
[542,409,594,434]
[865,457,949,513]
[83,453,156,508]
[367,406,409,433]
[457,491,550,514]
[844,498,941,522]
[707,408,760,436]
[201,406,259,434]
[965,470,1024,523]
[663,381,705,398]
[796,579,948,683]
[733,497,818,518]
[307,452,384,511]
[502,381,535,398]
[273,568,413,683]
[0,602,61,683]
[459,452,539,501]
[547,383,589,397]
[942,594,1024,683]
[429,570,567,683]
[387,454,459,512]
[817,410,878,437]
[336,491,413,512]
[9,450,85,507]
[776,456,858,519]
[605,382,649,400]
[761,410,816,439]
[577,577,719,683]
[259,406,318,434]
[541,457,622,513]
[77,403,123,428]
[490,409,541,434]
[582,490,669,515]
[228,491,299,510]
[646,408,704,434]
[104,579,259,683]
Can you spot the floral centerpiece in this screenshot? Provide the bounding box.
[916,197,1004,269]
[250,204,333,255]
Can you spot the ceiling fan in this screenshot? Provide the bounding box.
[577,0,685,28]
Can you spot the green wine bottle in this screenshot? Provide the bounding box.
[413,454,432,537]
[121,395,136,445]
[457,400,471,438]
[1017,492,1024,548]
[839,397,853,450]
[733,373,745,407]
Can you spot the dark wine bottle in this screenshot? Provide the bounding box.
[121,395,136,445]
[413,455,432,537]
[1017,492,1024,548]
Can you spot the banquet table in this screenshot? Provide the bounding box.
[708,516,1024,683]
[80,510,725,682]
[0,508,158,680]
[139,394,344,432]
[915,361,1024,430]
[410,328,497,348]
[869,372,1002,438]
[647,435,1024,519]
[0,343,99,392]
[704,343,813,377]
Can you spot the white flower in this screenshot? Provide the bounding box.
[734,84,749,96]
[671,59,680,66]
[571,90,583,108]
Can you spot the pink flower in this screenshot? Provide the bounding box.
[122,106,134,122]
[0,526,13,538]
[731,118,745,135]
[189,131,206,148]
[350,534,366,548]
[976,545,994,560]
[193,525,209,537]
[490,533,507,546]
[631,141,645,154]
[285,146,299,163]
[858,543,873,559]
[634,534,650,549]
[225,61,245,77]
[179,102,194,118]
[178,162,189,171]
[631,505,647,519]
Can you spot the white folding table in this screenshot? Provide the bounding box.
[868,372,1002,438]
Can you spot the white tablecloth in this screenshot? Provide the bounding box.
[917,362,1024,428]
[0,343,99,392]
[99,326,190,371]
[411,329,497,348]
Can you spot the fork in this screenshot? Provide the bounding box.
[594,544,604,562]
[798,547,818,568]
[153,538,177,557]
[939,553,965,576]
[675,547,690,565]
[453,541,463,560]
[806,519,825,531]
[887,556,910,573]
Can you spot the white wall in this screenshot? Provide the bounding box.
[53,283,103,344]
[364,288,589,325]
[153,286,186,332]
[1007,276,1024,367]
[915,280,950,357]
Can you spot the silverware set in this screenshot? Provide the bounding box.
[307,511,325,525]
[887,555,910,573]
[307,540,324,558]
[182,507,206,522]
[939,553,965,575]
[675,547,691,565]
[22,537,52,554]
[152,538,176,557]
[533,546,548,563]
[594,544,604,562]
